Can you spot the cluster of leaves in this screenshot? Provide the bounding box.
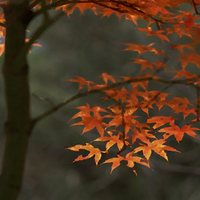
[1,0,200,174]
[63,0,200,174]
[67,71,200,174]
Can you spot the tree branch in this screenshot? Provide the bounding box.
[25,11,65,51]
[32,0,165,25]
[13,10,65,71]
[29,0,43,9]
[14,0,82,71]
[41,0,50,22]
[31,76,200,126]
[33,0,114,16]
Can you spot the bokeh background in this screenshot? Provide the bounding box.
[1,4,200,200]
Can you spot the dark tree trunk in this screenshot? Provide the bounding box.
[0,1,33,199]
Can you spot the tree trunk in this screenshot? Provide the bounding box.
[0,1,33,199]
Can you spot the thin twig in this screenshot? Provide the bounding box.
[32,93,55,107]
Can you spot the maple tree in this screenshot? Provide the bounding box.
[1,0,200,199]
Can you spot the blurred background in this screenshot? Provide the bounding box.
[1,4,200,200]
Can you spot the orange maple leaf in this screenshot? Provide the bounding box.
[68,103,107,122]
[122,43,165,56]
[158,124,199,143]
[99,72,116,85]
[171,69,198,80]
[67,143,106,165]
[105,105,138,133]
[171,43,195,56]
[94,130,126,151]
[134,139,180,161]
[103,153,150,174]
[71,115,106,137]
[102,155,124,173]
[68,103,108,136]
[130,127,156,144]
[179,53,200,69]
[137,27,170,43]
[65,76,94,91]
[125,152,150,175]
[147,116,176,129]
